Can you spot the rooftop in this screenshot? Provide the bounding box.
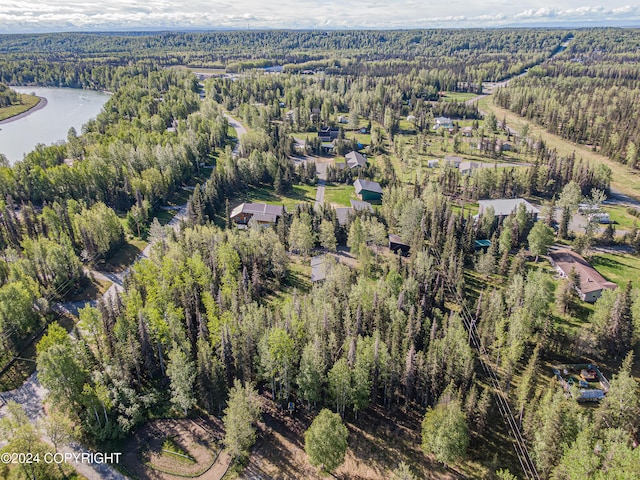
[389,234,409,246]
[549,249,618,295]
[311,255,328,282]
[478,198,540,217]
[345,151,367,169]
[230,202,284,220]
[335,207,353,226]
[443,155,464,165]
[350,200,373,212]
[354,179,383,194]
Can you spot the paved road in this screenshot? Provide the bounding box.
[0,373,127,480]
[314,160,329,209]
[2,107,252,480]
[223,112,248,157]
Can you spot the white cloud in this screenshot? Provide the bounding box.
[0,1,639,31]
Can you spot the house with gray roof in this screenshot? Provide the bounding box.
[345,151,367,169]
[350,200,373,212]
[477,198,540,220]
[230,203,284,228]
[354,179,383,202]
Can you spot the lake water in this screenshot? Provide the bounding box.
[0,87,111,164]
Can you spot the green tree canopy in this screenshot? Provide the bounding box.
[223,380,262,461]
[304,408,349,473]
[421,399,469,465]
[527,221,555,260]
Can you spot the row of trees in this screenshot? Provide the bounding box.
[0,82,19,108]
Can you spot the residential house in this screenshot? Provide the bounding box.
[389,234,410,256]
[318,127,340,142]
[354,179,383,202]
[549,249,617,302]
[462,126,473,137]
[345,151,367,169]
[350,200,373,213]
[434,116,454,130]
[230,203,284,228]
[459,161,480,175]
[477,198,540,220]
[443,155,464,167]
[427,159,440,168]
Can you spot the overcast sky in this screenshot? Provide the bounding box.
[1,1,639,33]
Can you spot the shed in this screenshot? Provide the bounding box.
[389,234,410,256]
[354,179,383,202]
[474,239,492,252]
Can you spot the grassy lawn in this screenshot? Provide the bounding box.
[440,91,479,102]
[602,204,640,230]
[324,184,356,206]
[589,252,640,287]
[66,273,112,302]
[479,96,640,201]
[101,239,146,273]
[451,201,479,216]
[0,93,40,121]
[227,124,238,140]
[238,183,316,210]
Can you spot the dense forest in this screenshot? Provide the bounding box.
[1,28,640,480]
[494,29,640,167]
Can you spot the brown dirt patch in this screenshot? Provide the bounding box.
[239,396,467,480]
[121,417,231,480]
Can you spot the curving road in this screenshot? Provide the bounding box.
[2,114,251,480]
[0,373,127,480]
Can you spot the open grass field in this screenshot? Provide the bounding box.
[324,184,356,206]
[236,183,316,210]
[479,96,640,201]
[589,252,640,288]
[0,93,40,121]
[441,91,480,103]
[602,204,640,230]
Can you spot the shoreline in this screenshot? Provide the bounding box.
[0,96,48,126]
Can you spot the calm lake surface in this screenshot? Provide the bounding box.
[0,87,110,164]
